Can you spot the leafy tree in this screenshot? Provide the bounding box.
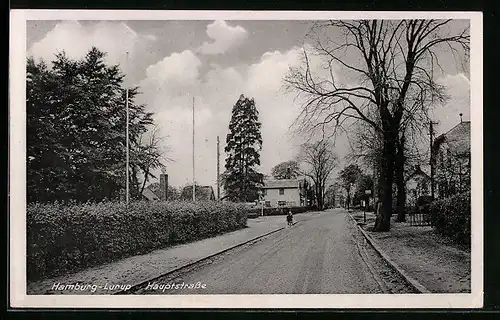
[271,160,300,180]
[324,183,341,208]
[339,164,362,210]
[27,48,165,203]
[434,148,471,199]
[223,94,264,202]
[353,174,374,207]
[299,178,316,207]
[298,140,338,210]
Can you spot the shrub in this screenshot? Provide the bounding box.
[429,191,471,246]
[27,200,248,281]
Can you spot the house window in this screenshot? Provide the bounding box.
[278,201,286,206]
[262,189,267,196]
[279,188,284,195]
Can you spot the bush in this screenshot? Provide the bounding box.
[429,191,471,246]
[27,200,248,281]
[247,206,315,217]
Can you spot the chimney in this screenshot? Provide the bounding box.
[459,113,463,123]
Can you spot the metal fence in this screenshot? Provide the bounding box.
[408,213,432,226]
[408,206,432,226]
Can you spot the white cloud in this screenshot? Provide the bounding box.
[199,20,248,55]
[29,21,156,78]
[140,47,315,188]
[143,50,202,92]
[433,73,470,133]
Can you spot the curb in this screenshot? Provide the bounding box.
[115,220,296,295]
[346,212,431,294]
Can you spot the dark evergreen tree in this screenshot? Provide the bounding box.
[27,47,164,203]
[223,94,264,202]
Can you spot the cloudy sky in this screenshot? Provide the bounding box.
[27,19,471,189]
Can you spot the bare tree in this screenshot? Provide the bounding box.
[131,124,170,197]
[298,140,338,210]
[349,85,446,222]
[285,20,469,231]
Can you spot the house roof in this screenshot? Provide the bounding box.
[180,185,215,200]
[406,165,431,183]
[142,187,160,201]
[262,179,299,189]
[433,121,471,155]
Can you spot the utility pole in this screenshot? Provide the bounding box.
[217,135,220,200]
[192,97,196,202]
[126,88,130,205]
[429,121,438,200]
[125,51,130,206]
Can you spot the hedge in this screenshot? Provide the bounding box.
[27,200,248,281]
[429,191,471,246]
[247,206,316,217]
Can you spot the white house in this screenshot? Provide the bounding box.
[261,179,301,207]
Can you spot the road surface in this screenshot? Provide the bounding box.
[137,209,413,294]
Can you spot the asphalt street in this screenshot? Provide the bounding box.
[139,209,395,294]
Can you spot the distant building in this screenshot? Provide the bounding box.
[405,166,431,207]
[180,185,216,201]
[261,179,302,207]
[432,120,471,199]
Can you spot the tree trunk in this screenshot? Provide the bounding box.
[346,187,350,211]
[395,136,406,222]
[374,133,395,232]
[316,183,323,210]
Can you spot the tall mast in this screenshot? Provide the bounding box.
[217,135,220,200]
[125,51,130,206]
[192,97,196,202]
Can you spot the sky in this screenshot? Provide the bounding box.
[26,19,471,190]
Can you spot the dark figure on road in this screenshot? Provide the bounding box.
[286,210,293,226]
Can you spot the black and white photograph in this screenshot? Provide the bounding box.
[9,10,483,308]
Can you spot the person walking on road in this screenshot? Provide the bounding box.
[286,209,293,227]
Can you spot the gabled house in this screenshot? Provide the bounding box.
[261,179,302,207]
[432,120,471,199]
[180,185,216,201]
[405,165,431,207]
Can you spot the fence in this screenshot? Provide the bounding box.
[408,205,432,226]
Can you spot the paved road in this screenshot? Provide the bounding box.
[139,209,388,294]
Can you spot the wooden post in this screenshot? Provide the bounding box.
[160,173,168,201]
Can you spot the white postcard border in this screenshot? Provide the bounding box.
[9,10,483,309]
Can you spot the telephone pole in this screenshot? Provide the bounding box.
[429,121,438,200]
[126,87,130,205]
[125,51,130,206]
[192,97,196,202]
[217,135,220,200]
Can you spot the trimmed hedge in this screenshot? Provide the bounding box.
[429,191,471,246]
[27,200,248,281]
[247,206,316,217]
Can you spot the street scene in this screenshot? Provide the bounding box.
[22,17,473,299]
